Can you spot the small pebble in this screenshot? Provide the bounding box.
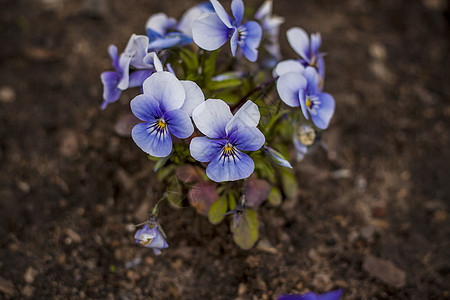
[0,86,16,103]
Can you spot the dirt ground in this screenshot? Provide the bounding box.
[0,0,449,299]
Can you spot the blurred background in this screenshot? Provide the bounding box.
[0,0,449,298]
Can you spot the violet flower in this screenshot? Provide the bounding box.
[192,0,262,62]
[146,13,192,50]
[277,289,342,300]
[135,223,168,255]
[255,0,284,63]
[190,100,265,182]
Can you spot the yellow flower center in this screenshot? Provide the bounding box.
[224,145,233,155]
[306,98,312,109]
[140,237,153,246]
[157,119,166,129]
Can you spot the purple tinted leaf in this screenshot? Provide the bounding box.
[244,176,271,207]
[188,182,219,216]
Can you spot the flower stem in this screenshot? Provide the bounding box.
[231,76,278,112]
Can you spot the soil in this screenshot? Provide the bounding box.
[0,0,449,299]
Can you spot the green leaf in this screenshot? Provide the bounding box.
[232,208,259,250]
[203,50,219,83]
[280,168,298,199]
[268,187,282,206]
[153,156,170,171]
[166,179,182,208]
[208,78,242,91]
[228,192,237,210]
[251,152,276,183]
[208,196,228,225]
[157,164,176,182]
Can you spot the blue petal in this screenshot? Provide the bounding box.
[129,70,153,88]
[298,88,309,120]
[142,72,186,113]
[231,0,244,26]
[228,126,265,151]
[293,133,308,161]
[276,72,306,107]
[318,56,326,88]
[108,45,120,71]
[145,13,177,37]
[210,0,233,28]
[101,71,122,105]
[320,289,342,300]
[304,66,319,95]
[191,99,232,139]
[148,36,182,50]
[131,122,172,157]
[310,92,335,129]
[164,109,194,139]
[206,149,255,182]
[130,94,163,122]
[287,27,310,62]
[239,21,262,62]
[230,28,238,57]
[190,137,225,162]
[192,13,231,51]
[146,28,163,42]
[116,54,132,90]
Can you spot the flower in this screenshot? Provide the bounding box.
[177,2,214,38]
[146,13,192,50]
[190,100,265,182]
[276,66,335,129]
[130,56,204,157]
[254,0,284,63]
[100,35,159,110]
[287,27,325,80]
[134,223,168,255]
[293,125,316,161]
[277,289,342,300]
[192,0,262,62]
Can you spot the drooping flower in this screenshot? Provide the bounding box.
[293,125,316,161]
[277,289,342,300]
[192,0,262,62]
[263,146,293,168]
[134,223,168,255]
[287,27,325,80]
[277,66,335,129]
[190,100,265,182]
[146,13,192,50]
[100,35,158,110]
[130,56,204,157]
[254,0,284,64]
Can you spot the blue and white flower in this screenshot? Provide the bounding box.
[192,0,262,62]
[263,146,292,168]
[190,100,265,182]
[277,66,335,129]
[287,27,325,80]
[255,0,284,63]
[146,13,192,50]
[293,125,316,161]
[177,2,214,38]
[131,56,204,157]
[135,223,168,255]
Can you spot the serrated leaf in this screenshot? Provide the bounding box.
[166,180,182,208]
[280,168,298,198]
[268,187,282,206]
[208,196,228,225]
[232,209,259,250]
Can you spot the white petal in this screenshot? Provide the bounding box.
[180,81,205,116]
[226,100,260,135]
[273,60,305,77]
[142,72,185,112]
[192,99,233,139]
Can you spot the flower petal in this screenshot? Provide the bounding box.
[310,32,322,55]
[206,149,255,182]
[239,21,262,62]
[108,44,120,71]
[287,27,310,62]
[210,0,233,28]
[311,92,335,130]
[145,13,177,37]
[228,126,265,151]
[231,0,244,26]
[129,70,153,88]
[164,109,194,139]
[304,66,319,95]
[131,122,172,157]
[101,71,122,105]
[177,2,215,37]
[276,72,306,107]
[192,13,231,51]
[226,100,260,134]
[298,88,309,120]
[116,54,132,90]
[230,28,238,57]
[192,99,232,139]
[180,81,205,116]
[142,71,186,112]
[148,36,182,50]
[273,60,305,77]
[130,94,162,122]
[143,52,163,72]
[190,137,225,162]
[255,0,272,20]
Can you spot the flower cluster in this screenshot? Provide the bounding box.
[101,0,337,251]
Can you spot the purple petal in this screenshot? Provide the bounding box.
[206,149,255,182]
[210,0,233,28]
[130,94,162,122]
[131,122,172,157]
[239,21,262,62]
[310,92,335,130]
[298,89,309,120]
[180,81,205,116]
[231,0,244,26]
[276,72,306,107]
[304,66,319,95]
[164,109,194,139]
[145,13,177,36]
[230,28,238,57]
[318,56,326,87]
[101,71,122,105]
[192,99,233,139]
[320,289,342,300]
[193,13,231,51]
[142,71,186,112]
[190,137,225,162]
[129,70,153,88]
[116,54,132,90]
[108,44,120,71]
[148,36,182,50]
[228,126,265,151]
[287,27,310,62]
[310,32,322,55]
